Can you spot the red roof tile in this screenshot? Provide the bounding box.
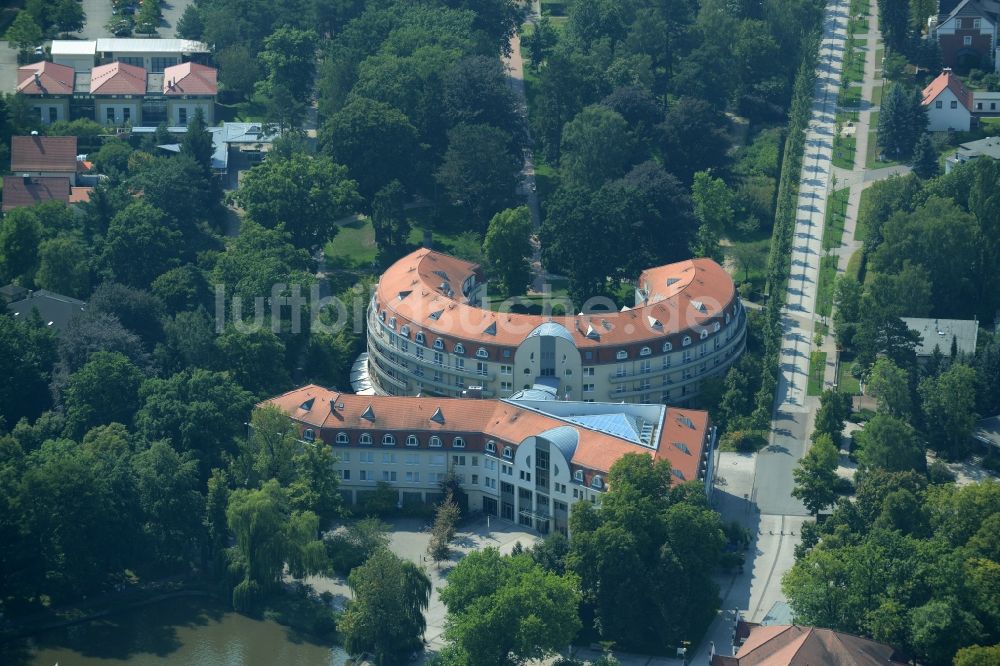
[721,625,907,666]
[17,61,75,96]
[69,187,93,204]
[10,135,78,173]
[90,61,147,95]
[2,176,71,212]
[261,385,710,483]
[922,69,973,110]
[162,62,217,95]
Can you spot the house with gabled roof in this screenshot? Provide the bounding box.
[1,175,71,212]
[162,62,217,125]
[712,625,907,666]
[89,61,147,125]
[922,69,974,131]
[16,61,75,125]
[11,135,78,186]
[931,0,1000,72]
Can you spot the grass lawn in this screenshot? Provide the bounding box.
[325,218,377,270]
[864,112,903,168]
[808,351,828,396]
[854,187,871,242]
[844,40,866,83]
[833,134,857,170]
[815,253,839,318]
[837,357,862,395]
[724,237,771,298]
[838,85,862,109]
[870,84,883,107]
[849,0,869,16]
[981,117,1000,131]
[823,188,849,251]
[846,248,865,282]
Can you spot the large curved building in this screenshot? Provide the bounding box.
[366,248,747,404]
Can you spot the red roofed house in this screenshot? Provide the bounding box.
[10,135,78,186]
[262,384,716,531]
[16,62,75,125]
[711,625,908,666]
[90,61,148,126]
[1,175,71,212]
[163,62,217,125]
[922,68,974,131]
[931,0,1000,73]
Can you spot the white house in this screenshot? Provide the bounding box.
[922,69,974,131]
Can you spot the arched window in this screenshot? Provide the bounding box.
[379,310,385,321]
[336,432,349,444]
[663,341,673,352]
[713,322,721,333]
[406,435,419,447]
[574,469,584,482]
[640,346,651,356]
[485,440,496,453]
[389,316,397,328]
[502,446,513,459]
[415,331,425,344]
[303,428,315,442]
[700,329,708,340]
[429,436,442,448]
[476,347,488,358]
[359,433,372,445]
[433,338,444,350]
[382,433,395,446]
[400,324,410,337]
[592,475,604,489]
[454,343,465,355]
[453,437,466,448]
[682,335,692,347]
[616,350,628,360]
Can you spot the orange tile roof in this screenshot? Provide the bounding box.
[11,135,78,173]
[162,61,217,95]
[922,69,973,110]
[70,186,93,204]
[1,176,71,212]
[90,61,147,95]
[261,385,709,483]
[17,61,75,96]
[375,248,736,349]
[730,626,907,666]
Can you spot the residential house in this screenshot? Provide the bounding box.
[10,135,78,185]
[162,62,217,126]
[1,175,70,212]
[712,625,908,666]
[263,384,716,532]
[16,61,74,125]
[922,69,974,130]
[6,289,87,330]
[90,61,147,125]
[901,316,979,361]
[945,134,1000,171]
[930,0,1000,72]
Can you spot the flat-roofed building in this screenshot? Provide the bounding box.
[262,384,716,534]
[901,317,979,360]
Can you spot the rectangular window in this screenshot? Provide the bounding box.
[433,370,443,384]
[178,107,187,125]
[48,107,58,123]
[583,367,595,376]
[405,471,420,482]
[485,458,497,471]
[122,107,131,123]
[951,100,959,108]
[400,340,409,352]
[339,452,351,463]
[433,351,444,366]
[964,35,973,45]
[616,363,626,377]
[477,361,488,376]
[993,103,998,110]
[382,470,397,482]
[978,102,984,110]
[583,384,594,392]
[430,453,445,466]
[500,381,513,392]
[640,359,651,374]
[416,347,424,359]
[150,56,179,72]
[500,365,512,375]
[452,455,465,466]
[106,107,115,123]
[472,474,479,485]
[974,18,982,28]
[935,100,943,109]
[359,470,372,481]
[472,456,479,466]
[339,469,351,480]
[501,481,514,494]
[360,451,374,463]
[382,453,396,464]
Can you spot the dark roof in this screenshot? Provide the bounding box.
[0,284,28,304]
[6,290,87,330]
[2,176,71,212]
[10,135,78,173]
[941,0,1000,22]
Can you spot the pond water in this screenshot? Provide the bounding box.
[3,595,349,666]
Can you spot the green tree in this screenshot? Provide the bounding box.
[435,123,519,230]
[175,4,204,39]
[256,28,319,104]
[214,327,291,397]
[64,351,145,438]
[339,548,431,665]
[812,389,852,444]
[440,548,581,666]
[5,12,43,61]
[0,313,57,427]
[954,644,1000,666]
[236,153,361,249]
[560,105,634,189]
[50,0,84,33]
[0,206,42,283]
[238,405,299,487]
[483,206,533,297]
[370,180,411,262]
[912,132,940,179]
[181,108,214,174]
[866,357,912,418]
[428,491,461,565]
[878,83,924,158]
[919,363,977,459]
[131,440,203,566]
[792,434,840,516]
[878,0,912,51]
[99,201,181,288]
[910,598,983,666]
[289,440,342,524]
[215,45,260,101]
[35,233,90,298]
[690,170,733,261]
[856,413,926,473]
[92,139,134,175]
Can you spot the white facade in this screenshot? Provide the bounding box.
[926,86,972,131]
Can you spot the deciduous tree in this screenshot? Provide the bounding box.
[792,434,839,516]
[483,206,533,297]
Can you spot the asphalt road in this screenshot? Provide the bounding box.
[78,0,113,39]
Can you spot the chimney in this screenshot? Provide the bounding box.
[33,72,40,85]
[22,174,30,185]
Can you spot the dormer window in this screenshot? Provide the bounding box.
[400,325,410,337]
[336,432,349,444]
[663,341,672,352]
[359,433,372,445]
[682,336,692,347]
[640,346,651,356]
[476,348,488,358]
[616,350,628,360]
[415,332,426,344]
[389,316,396,328]
[453,437,466,448]
[592,475,604,490]
[502,446,513,459]
[406,435,418,447]
[725,313,731,324]
[429,436,442,447]
[303,428,315,442]
[454,343,465,355]
[700,329,708,340]
[485,440,496,453]
[379,311,386,321]
[382,434,395,446]
[434,338,444,350]
[574,469,584,483]
[713,322,721,333]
